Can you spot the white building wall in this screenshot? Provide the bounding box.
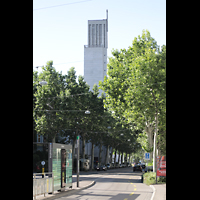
[84,11,108,93]
[84,47,107,90]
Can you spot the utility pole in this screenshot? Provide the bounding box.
[77,135,80,187]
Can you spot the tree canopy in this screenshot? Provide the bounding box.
[99,29,166,158]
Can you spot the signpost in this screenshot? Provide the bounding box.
[144,153,150,160]
[41,161,45,166]
[41,161,45,178]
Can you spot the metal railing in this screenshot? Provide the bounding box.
[33,172,54,200]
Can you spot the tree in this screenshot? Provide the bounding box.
[33,61,67,142]
[99,30,166,172]
[33,63,113,171]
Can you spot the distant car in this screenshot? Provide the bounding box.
[122,163,126,168]
[106,163,111,169]
[127,163,131,167]
[119,164,122,168]
[133,164,142,172]
[111,163,115,169]
[96,165,107,171]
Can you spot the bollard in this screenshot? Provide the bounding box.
[42,167,44,178]
[141,173,144,183]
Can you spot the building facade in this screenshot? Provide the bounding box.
[84,10,108,93]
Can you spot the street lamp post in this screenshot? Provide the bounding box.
[77,110,90,187]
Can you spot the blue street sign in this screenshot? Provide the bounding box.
[145,153,150,160]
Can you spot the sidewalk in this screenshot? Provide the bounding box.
[34,180,95,200]
[150,184,166,200]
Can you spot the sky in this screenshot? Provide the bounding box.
[33,0,166,77]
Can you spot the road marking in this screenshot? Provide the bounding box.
[124,198,128,200]
[150,185,156,200]
[131,183,133,184]
[134,188,137,191]
[130,192,134,196]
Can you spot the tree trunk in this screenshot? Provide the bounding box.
[125,152,127,166]
[153,113,158,172]
[118,151,120,164]
[105,145,109,164]
[81,134,85,170]
[110,147,113,163]
[121,152,123,164]
[99,141,102,166]
[114,149,117,167]
[91,142,94,170]
[145,120,154,162]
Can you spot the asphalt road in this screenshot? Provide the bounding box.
[55,167,153,200]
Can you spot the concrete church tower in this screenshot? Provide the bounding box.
[84,10,108,93]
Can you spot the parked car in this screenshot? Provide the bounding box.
[122,163,126,168]
[96,165,107,171]
[94,164,98,170]
[133,164,142,172]
[119,164,122,168]
[106,163,111,169]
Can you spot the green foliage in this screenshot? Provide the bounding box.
[33,62,116,148]
[33,29,166,164]
[33,61,67,141]
[143,172,156,185]
[99,29,166,156]
[143,172,166,185]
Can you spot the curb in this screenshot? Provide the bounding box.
[43,181,96,200]
[150,185,156,200]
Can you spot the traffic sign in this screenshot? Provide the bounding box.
[41,161,45,165]
[145,153,150,160]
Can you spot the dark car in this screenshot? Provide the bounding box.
[141,164,146,170]
[97,165,107,171]
[133,164,142,172]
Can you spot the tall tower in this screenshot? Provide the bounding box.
[84,10,108,93]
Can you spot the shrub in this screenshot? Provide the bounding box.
[143,172,166,185]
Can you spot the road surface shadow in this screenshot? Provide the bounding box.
[70,191,140,200]
[109,193,140,200]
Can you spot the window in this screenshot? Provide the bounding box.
[99,24,102,46]
[96,24,98,46]
[88,24,91,46]
[92,24,95,46]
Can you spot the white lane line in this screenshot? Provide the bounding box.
[150,185,156,200]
